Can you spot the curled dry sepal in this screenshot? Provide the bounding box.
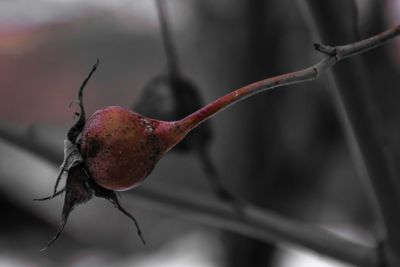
[35,23,400,254]
[36,60,145,251]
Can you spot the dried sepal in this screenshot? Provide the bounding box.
[37,60,145,250]
[90,181,146,244]
[41,165,93,251]
[53,139,84,195]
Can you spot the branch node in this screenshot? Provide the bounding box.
[308,66,321,79]
[314,43,336,56]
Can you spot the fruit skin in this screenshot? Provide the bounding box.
[134,75,212,152]
[80,106,185,191]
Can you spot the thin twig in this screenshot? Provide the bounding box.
[1,24,399,266]
[296,0,382,239]
[295,0,381,223]
[177,24,400,133]
[306,2,400,265]
[0,120,379,266]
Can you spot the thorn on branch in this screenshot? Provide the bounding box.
[314,43,336,56]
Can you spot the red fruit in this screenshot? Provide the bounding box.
[80,106,188,191]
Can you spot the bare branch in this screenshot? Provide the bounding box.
[177,24,400,132]
[0,121,379,266]
[306,1,400,265]
[156,0,180,76]
[337,25,400,59]
[1,24,399,266]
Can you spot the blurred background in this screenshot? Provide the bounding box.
[0,0,399,266]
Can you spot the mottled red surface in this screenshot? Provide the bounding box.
[80,106,186,191]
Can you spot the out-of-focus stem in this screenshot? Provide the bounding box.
[1,22,399,267]
[156,0,180,76]
[306,1,400,265]
[0,120,380,266]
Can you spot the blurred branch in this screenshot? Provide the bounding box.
[0,120,378,266]
[0,121,62,163]
[1,24,399,266]
[156,0,180,76]
[306,1,400,265]
[295,0,377,226]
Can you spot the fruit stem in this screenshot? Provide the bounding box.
[176,68,316,132]
[176,23,400,133]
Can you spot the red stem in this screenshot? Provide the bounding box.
[175,24,400,136]
[176,68,315,132]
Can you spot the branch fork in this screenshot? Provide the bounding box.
[314,43,337,57]
[0,23,399,267]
